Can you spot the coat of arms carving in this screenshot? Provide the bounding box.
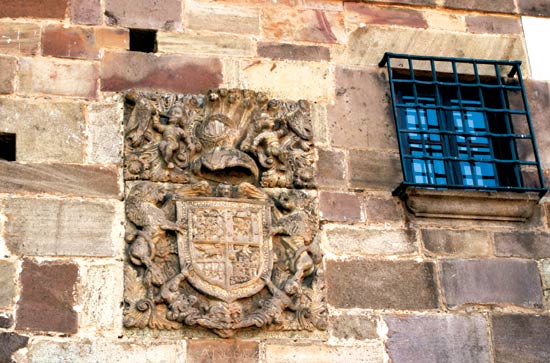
[123,89,326,337]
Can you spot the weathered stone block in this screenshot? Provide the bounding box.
[261,8,346,44]
[519,0,550,16]
[540,260,550,289]
[328,66,396,150]
[101,51,223,93]
[86,102,124,164]
[0,55,16,94]
[187,339,258,363]
[238,59,332,102]
[0,260,16,308]
[157,31,255,57]
[329,313,378,340]
[4,198,116,257]
[524,81,550,169]
[352,0,435,5]
[0,0,68,18]
[0,22,41,56]
[465,15,522,34]
[16,259,78,333]
[105,0,182,30]
[495,232,550,259]
[348,150,402,190]
[423,10,465,32]
[439,259,543,309]
[19,57,98,98]
[492,314,550,363]
[421,229,491,257]
[316,148,346,187]
[95,28,129,50]
[326,259,439,309]
[0,99,85,162]
[42,25,100,59]
[185,0,260,35]
[265,342,384,363]
[0,162,120,198]
[385,314,490,363]
[364,197,403,224]
[324,226,416,255]
[0,333,29,363]
[257,42,330,62]
[345,3,428,29]
[70,0,101,25]
[319,191,362,222]
[443,0,515,14]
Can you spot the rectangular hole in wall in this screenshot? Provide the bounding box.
[0,132,16,161]
[129,29,157,53]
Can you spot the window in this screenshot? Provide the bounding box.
[379,53,546,194]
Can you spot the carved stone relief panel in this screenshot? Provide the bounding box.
[123,89,325,337]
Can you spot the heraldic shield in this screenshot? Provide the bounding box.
[176,197,273,302]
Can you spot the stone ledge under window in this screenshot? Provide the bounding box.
[395,187,542,222]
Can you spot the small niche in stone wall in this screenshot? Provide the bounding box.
[0,132,16,161]
[122,89,326,338]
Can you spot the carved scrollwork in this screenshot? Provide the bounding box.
[123,89,325,338]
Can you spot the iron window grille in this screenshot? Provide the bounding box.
[379,53,546,196]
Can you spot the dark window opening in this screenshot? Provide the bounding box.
[0,132,16,161]
[380,53,546,194]
[129,29,157,53]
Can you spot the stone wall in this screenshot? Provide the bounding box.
[0,0,549,362]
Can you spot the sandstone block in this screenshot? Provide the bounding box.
[0,333,29,363]
[329,313,378,340]
[187,339,258,363]
[157,31,255,57]
[101,51,222,93]
[348,150,402,190]
[265,342,384,363]
[0,55,16,94]
[0,0,68,19]
[466,15,522,34]
[519,0,550,16]
[0,22,41,56]
[345,3,428,29]
[492,314,550,363]
[328,66,396,150]
[316,148,346,187]
[185,0,260,35]
[105,0,182,30]
[0,260,16,308]
[4,198,116,257]
[19,57,98,98]
[319,191,362,222]
[86,102,124,164]
[352,0,435,5]
[70,0,101,25]
[257,42,330,62]
[494,232,550,258]
[423,10,465,32]
[421,229,491,257]
[16,259,78,333]
[443,0,515,14]
[0,162,120,198]
[385,314,490,363]
[324,226,416,255]
[364,197,404,224]
[0,99,85,162]
[95,28,129,50]
[523,81,550,168]
[439,259,543,309]
[238,59,332,102]
[261,8,346,44]
[326,259,439,309]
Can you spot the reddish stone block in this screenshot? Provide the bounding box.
[42,25,100,59]
[439,259,543,309]
[319,191,362,222]
[0,0,68,19]
[101,51,222,93]
[386,314,490,363]
[316,148,347,187]
[257,42,330,62]
[105,0,182,30]
[345,3,428,28]
[0,333,28,363]
[350,0,436,5]
[524,81,550,170]
[326,259,439,309]
[0,56,17,94]
[518,0,550,17]
[494,231,550,259]
[187,339,259,363]
[16,259,78,334]
[492,315,550,363]
[364,196,403,224]
[443,0,516,14]
[0,22,41,56]
[466,15,522,34]
[95,28,129,50]
[348,150,402,190]
[71,0,101,25]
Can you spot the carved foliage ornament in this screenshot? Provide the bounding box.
[123,89,325,337]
